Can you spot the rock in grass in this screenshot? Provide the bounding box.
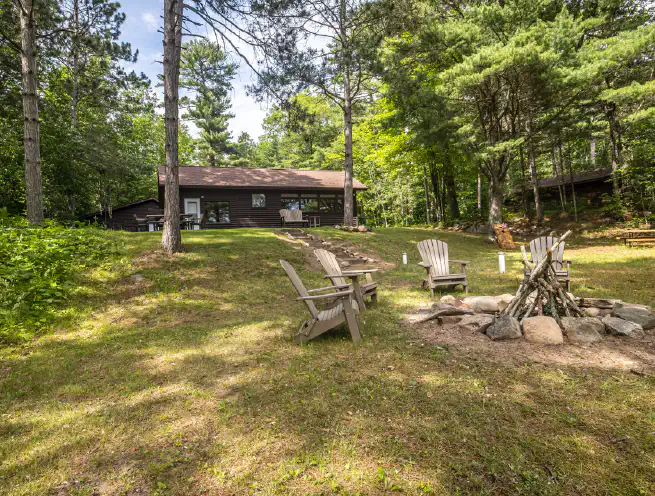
[611,305,655,330]
[486,315,522,341]
[602,316,644,338]
[522,316,564,345]
[430,302,474,316]
[462,296,500,314]
[440,295,457,305]
[456,314,495,333]
[561,317,604,343]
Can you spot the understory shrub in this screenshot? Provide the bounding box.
[0,219,120,344]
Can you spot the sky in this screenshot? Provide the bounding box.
[119,0,268,139]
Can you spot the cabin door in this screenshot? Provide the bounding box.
[184,198,201,230]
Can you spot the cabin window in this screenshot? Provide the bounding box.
[204,201,230,223]
[300,193,318,213]
[251,193,266,208]
[280,193,300,210]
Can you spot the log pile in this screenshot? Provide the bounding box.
[503,230,584,325]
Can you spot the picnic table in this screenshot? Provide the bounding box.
[619,229,655,246]
[145,214,196,231]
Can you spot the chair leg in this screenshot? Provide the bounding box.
[566,279,571,293]
[370,292,378,304]
[464,284,468,294]
[342,298,361,344]
[430,286,435,298]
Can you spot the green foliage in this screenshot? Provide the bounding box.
[181,40,237,167]
[0,221,120,344]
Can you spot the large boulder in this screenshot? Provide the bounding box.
[579,298,620,309]
[522,316,564,345]
[462,296,500,314]
[560,317,604,343]
[583,307,601,318]
[495,294,514,312]
[456,314,495,333]
[486,315,522,341]
[611,305,655,330]
[602,315,645,338]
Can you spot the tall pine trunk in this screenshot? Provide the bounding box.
[477,173,482,216]
[519,146,531,219]
[342,78,354,226]
[606,101,622,197]
[19,0,44,224]
[162,0,183,253]
[443,152,460,220]
[71,0,79,126]
[487,169,503,235]
[527,134,543,223]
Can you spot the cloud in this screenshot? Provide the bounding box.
[141,12,160,32]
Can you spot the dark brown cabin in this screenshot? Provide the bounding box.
[88,198,162,231]
[157,166,368,229]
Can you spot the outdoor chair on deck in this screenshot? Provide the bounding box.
[280,209,309,227]
[280,260,361,344]
[314,248,378,311]
[522,236,572,292]
[134,215,148,232]
[417,239,470,296]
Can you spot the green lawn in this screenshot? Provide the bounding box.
[0,228,654,495]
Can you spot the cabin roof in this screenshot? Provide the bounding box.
[158,166,368,190]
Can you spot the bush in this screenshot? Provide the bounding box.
[0,220,120,344]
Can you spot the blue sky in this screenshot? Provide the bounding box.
[119,0,268,139]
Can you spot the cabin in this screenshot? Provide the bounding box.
[87,197,162,231]
[157,166,367,229]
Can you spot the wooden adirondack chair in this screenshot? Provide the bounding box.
[417,239,470,297]
[280,209,309,227]
[314,249,378,311]
[280,260,361,344]
[522,236,572,292]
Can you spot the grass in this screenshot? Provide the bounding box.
[0,227,654,495]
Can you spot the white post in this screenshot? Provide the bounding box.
[498,252,506,273]
[402,252,408,265]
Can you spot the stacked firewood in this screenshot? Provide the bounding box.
[503,230,584,325]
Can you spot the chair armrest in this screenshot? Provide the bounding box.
[342,269,378,275]
[307,283,352,293]
[297,290,354,301]
[450,260,471,265]
[417,262,431,268]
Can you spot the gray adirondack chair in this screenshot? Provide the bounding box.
[522,236,572,291]
[314,249,378,311]
[280,260,361,344]
[417,239,470,297]
[280,209,309,227]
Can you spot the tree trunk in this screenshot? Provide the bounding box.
[342,79,354,226]
[606,101,622,197]
[18,0,44,224]
[423,164,430,224]
[209,153,216,167]
[487,169,503,236]
[527,134,543,223]
[443,154,460,221]
[162,0,183,253]
[519,146,531,220]
[71,0,79,126]
[429,161,442,222]
[552,146,566,212]
[590,137,596,167]
[477,173,482,215]
[566,145,578,222]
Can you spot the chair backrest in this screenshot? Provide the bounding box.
[279,209,288,219]
[417,239,450,277]
[529,236,565,270]
[280,260,319,318]
[287,210,304,222]
[314,249,347,287]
